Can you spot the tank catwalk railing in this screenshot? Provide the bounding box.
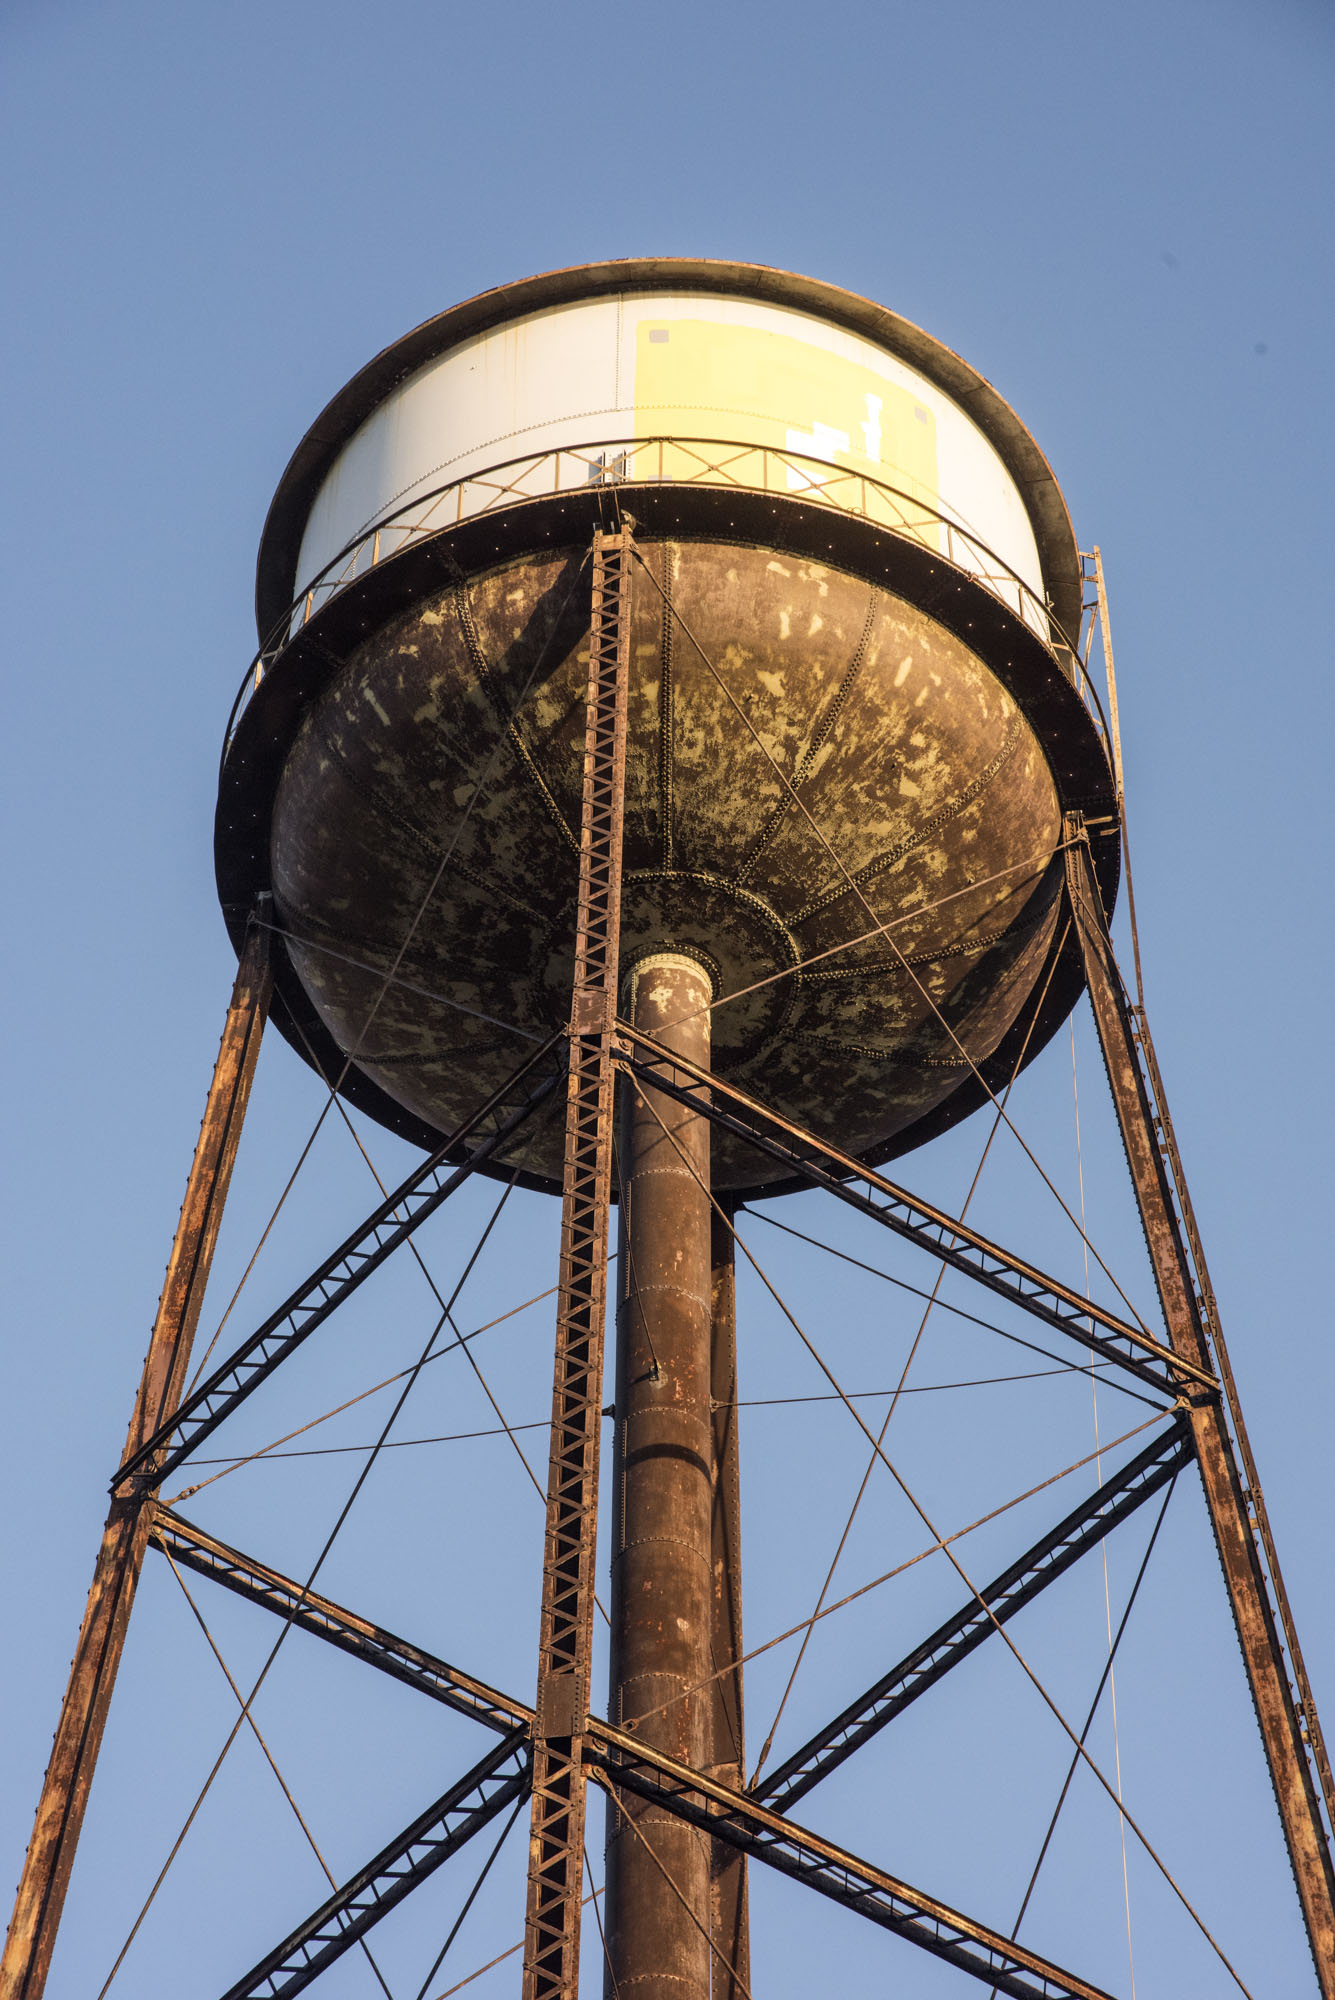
[221,436,1102,762]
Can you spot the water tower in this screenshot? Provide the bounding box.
[6,261,1333,2000]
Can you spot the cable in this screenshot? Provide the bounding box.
[412,1793,526,2000]
[95,1179,513,1996]
[261,921,546,1045]
[632,549,1150,1335]
[742,1212,1165,1413]
[317,1086,616,1625]
[751,962,1061,1784]
[423,1884,604,2000]
[633,1088,1251,1994]
[184,1419,550,1468]
[587,1842,622,2000]
[721,1364,1127,1406]
[162,1552,396,2000]
[165,1276,562,1506]
[990,1478,1178,1996]
[1072,1012,1137,1993]
[186,550,590,1397]
[704,849,1059,1026]
[322,1093,547,1505]
[618,1409,1167,1743]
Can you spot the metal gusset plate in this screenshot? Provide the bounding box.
[615,1030,1209,1395]
[759,1416,1192,1810]
[115,1043,562,1493]
[217,1730,531,2000]
[151,1511,530,1737]
[585,1731,1114,2000]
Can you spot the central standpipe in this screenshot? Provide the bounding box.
[606,953,717,2000]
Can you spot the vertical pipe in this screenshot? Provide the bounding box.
[707,1204,750,1998]
[2,922,270,2000]
[606,953,714,2000]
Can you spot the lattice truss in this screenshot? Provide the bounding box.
[6,534,1333,2000]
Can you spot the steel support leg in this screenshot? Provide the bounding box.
[1065,820,1335,1989]
[2,922,270,2000]
[605,954,715,2000]
[523,527,633,2000]
[707,1204,750,1998]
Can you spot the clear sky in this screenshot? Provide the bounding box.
[2,3,1332,1996]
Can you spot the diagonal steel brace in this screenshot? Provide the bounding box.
[615,1029,1210,1394]
[217,1730,530,2000]
[116,1041,562,1493]
[150,1509,531,1737]
[758,1416,1192,1809]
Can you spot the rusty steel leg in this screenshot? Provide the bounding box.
[523,527,633,2000]
[1065,822,1335,1992]
[605,954,715,2000]
[2,922,271,2000]
[706,1203,750,1999]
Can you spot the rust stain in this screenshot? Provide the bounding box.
[271,540,1063,1190]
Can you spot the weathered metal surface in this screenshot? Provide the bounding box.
[524,529,631,2000]
[284,292,1053,645]
[707,1206,749,1998]
[1065,825,1335,1993]
[117,1042,562,1492]
[605,955,715,2000]
[150,1509,532,1734]
[218,1731,531,2000]
[587,1727,1115,2000]
[269,538,1066,1192]
[2,925,270,2000]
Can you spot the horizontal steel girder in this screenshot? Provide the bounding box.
[585,1728,1114,2000]
[758,1416,1192,1810]
[155,1514,1114,1997]
[116,1044,562,1493]
[150,1510,531,1736]
[217,1729,531,2000]
[614,1028,1210,1395]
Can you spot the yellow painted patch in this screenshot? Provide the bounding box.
[635,319,939,512]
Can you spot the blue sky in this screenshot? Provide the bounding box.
[2,3,1332,1996]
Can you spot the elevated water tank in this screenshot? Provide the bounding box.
[216,259,1117,1193]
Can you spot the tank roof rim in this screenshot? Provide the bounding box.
[254,257,1082,643]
